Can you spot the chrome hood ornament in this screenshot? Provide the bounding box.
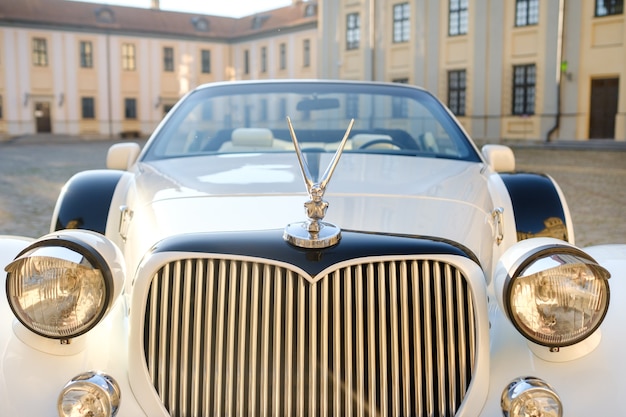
[284,117,355,248]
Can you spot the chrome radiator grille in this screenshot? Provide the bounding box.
[143,257,476,417]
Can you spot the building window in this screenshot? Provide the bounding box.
[304,4,316,17]
[163,47,174,72]
[346,13,360,50]
[393,3,410,43]
[346,94,359,119]
[124,98,137,119]
[279,43,286,70]
[260,98,268,121]
[201,102,213,120]
[512,64,536,115]
[201,49,211,73]
[515,0,539,26]
[32,38,48,66]
[80,41,93,68]
[303,39,311,67]
[243,49,250,75]
[261,47,267,72]
[81,97,95,119]
[595,0,624,16]
[449,0,468,36]
[392,78,409,118]
[122,43,135,71]
[448,70,466,116]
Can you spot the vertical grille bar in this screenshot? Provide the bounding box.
[272,266,283,417]
[389,261,401,417]
[297,277,306,417]
[189,259,204,415]
[378,262,390,417]
[332,270,341,417]
[212,259,227,417]
[143,257,477,417]
[247,263,260,416]
[225,261,239,417]
[236,262,250,417]
[201,260,215,414]
[354,265,365,417]
[320,276,330,417]
[410,260,423,415]
[284,270,295,416]
[260,264,272,416]
[344,267,353,417]
[366,263,377,417]
[399,261,412,417]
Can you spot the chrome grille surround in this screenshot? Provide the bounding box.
[135,253,488,417]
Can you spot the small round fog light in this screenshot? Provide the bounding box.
[501,376,562,417]
[57,371,120,417]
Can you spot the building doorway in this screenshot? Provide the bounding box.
[589,77,619,139]
[34,101,52,133]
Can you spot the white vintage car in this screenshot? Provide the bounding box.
[1,80,624,416]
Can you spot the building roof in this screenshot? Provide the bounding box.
[0,0,317,41]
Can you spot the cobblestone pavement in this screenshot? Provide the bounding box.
[0,137,624,247]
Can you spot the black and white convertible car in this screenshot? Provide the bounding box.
[1,80,624,416]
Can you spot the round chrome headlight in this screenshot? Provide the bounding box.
[501,376,562,417]
[58,371,121,417]
[497,240,610,347]
[4,231,123,340]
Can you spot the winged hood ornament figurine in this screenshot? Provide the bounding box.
[283,116,355,249]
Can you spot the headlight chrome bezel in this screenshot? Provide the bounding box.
[496,239,610,349]
[4,231,122,341]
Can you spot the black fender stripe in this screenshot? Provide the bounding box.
[499,172,570,242]
[53,169,124,234]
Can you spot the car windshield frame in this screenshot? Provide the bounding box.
[142,81,482,163]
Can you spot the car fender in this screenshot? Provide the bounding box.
[499,172,575,244]
[482,243,626,415]
[0,235,147,416]
[50,169,126,235]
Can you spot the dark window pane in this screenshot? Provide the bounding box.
[512,64,536,115]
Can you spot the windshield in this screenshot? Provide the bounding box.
[143,81,481,162]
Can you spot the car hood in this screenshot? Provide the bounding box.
[126,153,495,267]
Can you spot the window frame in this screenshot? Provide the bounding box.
[261,46,267,73]
[163,47,174,72]
[448,0,469,36]
[447,69,466,116]
[303,39,311,67]
[201,49,211,74]
[346,12,360,50]
[512,64,536,116]
[81,97,95,119]
[79,41,93,68]
[124,97,137,119]
[122,43,136,71]
[345,94,359,119]
[393,3,410,43]
[595,0,624,16]
[32,37,48,67]
[515,0,539,26]
[391,78,409,118]
[243,49,250,75]
[279,43,286,70]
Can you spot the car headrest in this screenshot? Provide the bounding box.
[231,128,274,147]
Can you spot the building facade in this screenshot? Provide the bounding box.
[0,0,624,141]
